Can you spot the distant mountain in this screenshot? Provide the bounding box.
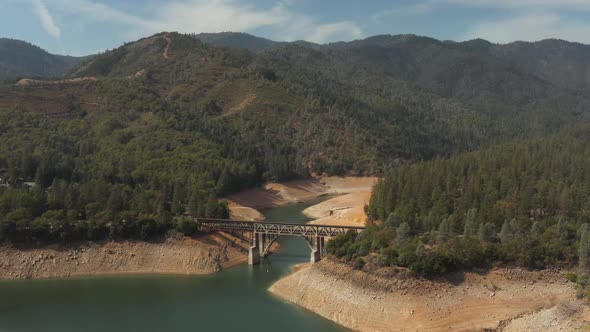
[194,32,320,53]
[492,39,590,91]
[194,32,590,93]
[0,38,87,81]
[450,38,590,91]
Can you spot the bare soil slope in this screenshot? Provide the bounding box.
[304,191,372,226]
[500,302,590,332]
[270,260,587,332]
[0,233,249,279]
[228,176,376,213]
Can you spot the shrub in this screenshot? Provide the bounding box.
[352,257,365,270]
[566,272,578,283]
[409,251,454,277]
[176,218,198,236]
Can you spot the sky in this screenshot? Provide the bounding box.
[1,0,590,56]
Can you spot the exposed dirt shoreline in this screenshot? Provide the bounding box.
[270,259,590,331]
[0,233,249,280]
[228,176,376,224]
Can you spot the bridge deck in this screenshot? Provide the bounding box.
[196,218,363,237]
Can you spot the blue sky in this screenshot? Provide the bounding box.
[1,0,590,56]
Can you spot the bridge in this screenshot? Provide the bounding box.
[196,218,364,265]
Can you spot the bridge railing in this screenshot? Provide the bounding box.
[195,218,363,237]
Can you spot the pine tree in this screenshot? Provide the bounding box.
[578,224,590,274]
[437,218,450,244]
[530,220,542,239]
[557,218,569,241]
[463,208,477,237]
[478,222,495,242]
[385,212,400,228]
[107,186,124,213]
[415,241,425,257]
[395,222,411,247]
[48,178,66,209]
[499,219,513,243]
[216,168,233,196]
[171,182,186,215]
[204,193,219,218]
[559,188,573,216]
[187,187,200,216]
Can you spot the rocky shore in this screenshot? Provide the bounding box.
[0,233,249,280]
[270,259,590,331]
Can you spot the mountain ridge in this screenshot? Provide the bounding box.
[4,32,590,92]
[2,31,587,174]
[0,38,88,82]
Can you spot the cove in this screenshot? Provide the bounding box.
[0,199,346,332]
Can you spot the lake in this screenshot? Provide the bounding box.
[0,200,346,332]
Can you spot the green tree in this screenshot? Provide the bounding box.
[205,194,219,218]
[579,224,590,274]
[463,208,478,237]
[437,218,450,244]
[478,222,495,242]
[395,222,411,247]
[499,219,513,244]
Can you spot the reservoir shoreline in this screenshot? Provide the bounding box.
[2,175,587,331]
[269,259,590,331]
[0,233,249,280]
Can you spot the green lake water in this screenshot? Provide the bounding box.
[0,200,346,332]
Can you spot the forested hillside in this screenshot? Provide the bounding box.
[0,102,234,244]
[198,32,590,93]
[195,32,279,53]
[328,125,590,280]
[0,38,86,82]
[462,38,590,91]
[1,32,590,248]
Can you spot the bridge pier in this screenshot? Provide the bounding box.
[310,236,322,264]
[258,233,266,258]
[197,218,363,266]
[248,232,260,265]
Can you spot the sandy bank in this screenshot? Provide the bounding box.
[500,302,590,331]
[228,201,266,221]
[270,260,587,331]
[228,176,376,221]
[304,191,371,226]
[0,233,249,280]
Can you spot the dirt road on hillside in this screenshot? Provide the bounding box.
[163,33,172,59]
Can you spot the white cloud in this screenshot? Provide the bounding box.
[305,22,363,43]
[44,0,362,44]
[159,1,288,33]
[438,0,590,11]
[372,3,435,21]
[462,13,590,44]
[51,0,154,29]
[376,0,590,21]
[374,0,590,44]
[32,0,61,40]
